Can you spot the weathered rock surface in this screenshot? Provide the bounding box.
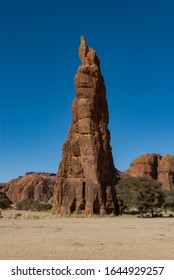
[123,153,174,190]
[52,36,119,216]
[0,172,56,203]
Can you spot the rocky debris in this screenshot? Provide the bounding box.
[158,154,174,190]
[126,153,174,190]
[0,172,56,203]
[52,36,119,216]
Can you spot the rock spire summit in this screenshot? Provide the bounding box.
[78,36,100,67]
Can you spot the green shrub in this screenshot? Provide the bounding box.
[16,199,52,211]
[0,192,12,209]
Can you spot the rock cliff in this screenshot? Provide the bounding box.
[52,36,119,215]
[0,172,56,203]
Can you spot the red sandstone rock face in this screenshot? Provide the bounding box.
[128,153,161,179]
[158,155,174,190]
[52,36,119,216]
[126,153,174,190]
[0,172,56,203]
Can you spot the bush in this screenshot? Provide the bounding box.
[0,192,12,209]
[164,189,174,211]
[16,199,52,211]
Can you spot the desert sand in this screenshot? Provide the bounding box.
[0,210,174,260]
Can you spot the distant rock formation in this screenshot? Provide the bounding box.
[121,153,174,190]
[128,153,161,179]
[52,36,119,216]
[0,172,56,203]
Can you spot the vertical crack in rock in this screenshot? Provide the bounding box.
[52,36,119,215]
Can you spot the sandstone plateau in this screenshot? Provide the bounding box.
[122,153,174,190]
[52,36,119,216]
[0,172,56,203]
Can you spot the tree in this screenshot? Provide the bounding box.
[0,192,12,209]
[134,178,165,216]
[116,177,137,213]
[116,177,165,216]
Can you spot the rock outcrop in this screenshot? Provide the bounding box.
[52,36,119,216]
[124,153,174,190]
[158,154,174,190]
[0,172,56,203]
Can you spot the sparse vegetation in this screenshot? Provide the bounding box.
[16,199,52,211]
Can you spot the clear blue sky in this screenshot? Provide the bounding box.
[0,0,174,182]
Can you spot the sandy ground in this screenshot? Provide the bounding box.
[0,210,174,260]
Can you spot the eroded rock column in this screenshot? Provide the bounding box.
[52,37,119,215]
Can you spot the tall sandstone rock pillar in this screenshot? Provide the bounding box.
[52,37,119,215]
